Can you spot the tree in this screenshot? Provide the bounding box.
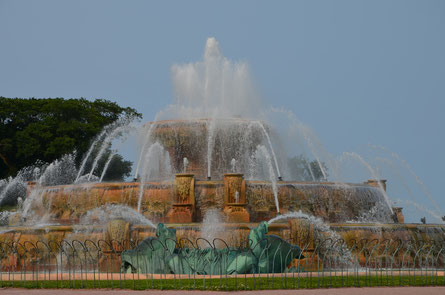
[0,97,141,179]
[287,155,327,181]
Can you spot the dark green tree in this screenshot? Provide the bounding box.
[0,97,141,179]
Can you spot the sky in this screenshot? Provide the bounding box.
[0,0,444,222]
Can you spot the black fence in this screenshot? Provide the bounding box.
[1,237,444,290]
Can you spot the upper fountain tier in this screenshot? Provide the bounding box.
[134,38,284,181]
[142,118,277,180]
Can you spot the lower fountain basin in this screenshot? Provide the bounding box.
[12,178,396,226]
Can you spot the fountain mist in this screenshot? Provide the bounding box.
[171,37,260,119]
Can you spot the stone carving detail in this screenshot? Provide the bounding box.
[167,174,195,223]
[223,173,249,223]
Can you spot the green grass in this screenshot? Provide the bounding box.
[1,275,444,290]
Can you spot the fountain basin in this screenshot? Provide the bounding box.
[6,176,397,227]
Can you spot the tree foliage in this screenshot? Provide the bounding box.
[0,97,141,179]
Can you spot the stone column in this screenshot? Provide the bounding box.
[105,218,131,249]
[167,173,195,223]
[100,218,131,272]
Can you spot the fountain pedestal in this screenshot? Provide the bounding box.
[223,173,249,223]
[99,219,131,272]
[167,174,195,223]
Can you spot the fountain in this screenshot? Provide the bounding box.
[0,38,444,276]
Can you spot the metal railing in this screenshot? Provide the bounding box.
[1,237,444,290]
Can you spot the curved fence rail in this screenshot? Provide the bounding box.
[1,238,444,290]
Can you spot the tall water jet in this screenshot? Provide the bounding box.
[134,118,158,180]
[268,210,339,239]
[231,158,236,173]
[206,118,217,179]
[75,129,107,183]
[183,157,189,173]
[0,176,26,206]
[87,124,130,181]
[21,153,78,220]
[306,158,317,181]
[39,153,77,186]
[171,37,260,119]
[99,149,116,182]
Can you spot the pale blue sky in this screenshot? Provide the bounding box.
[1,0,444,222]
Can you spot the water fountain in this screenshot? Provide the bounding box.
[0,38,443,275]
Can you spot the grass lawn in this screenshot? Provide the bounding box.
[1,275,444,290]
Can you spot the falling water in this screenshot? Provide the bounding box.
[22,154,78,220]
[270,210,329,229]
[268,210,353,264]
[75,129,107,182]
[343,152,393,215]
[206,118,217,178]
[21,187,46,220]
[256,121,282,180]
[134,120,158,180]
[306,159,317,182]
[87,125,129,181]
[252,145,280,213]
[270,107,333,181]
[0,211,16,226]
[300,127,328,181]
[137,142,171,212]
[201,209,225,242]
[0,176,26,206]
[39,153,77,186]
